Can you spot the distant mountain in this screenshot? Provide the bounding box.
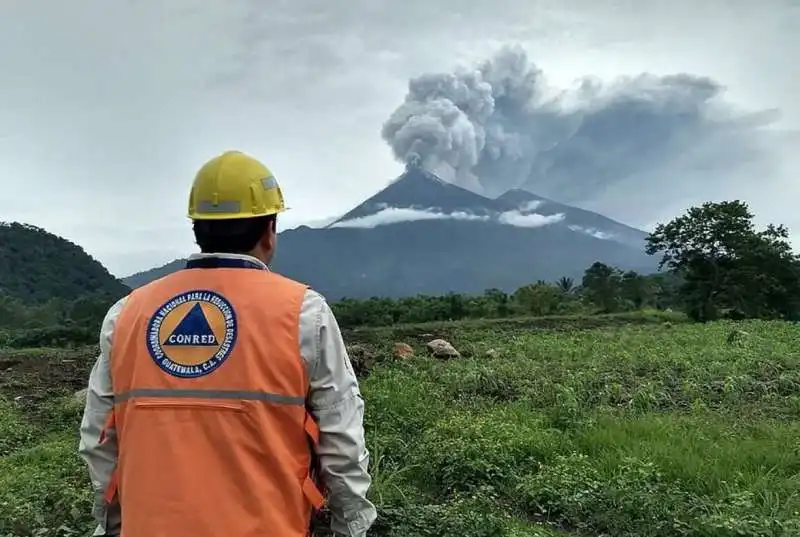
[493,189,649,249]
[0,222,130,303]
[123,166,657,298]
[124,258,185,289]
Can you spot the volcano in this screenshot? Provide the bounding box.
[123,167,657,298]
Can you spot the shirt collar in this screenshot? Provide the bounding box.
[186,252,270,271]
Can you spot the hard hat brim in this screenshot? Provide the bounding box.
[188,206,290,220]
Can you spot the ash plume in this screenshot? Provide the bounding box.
[381,44,778,204]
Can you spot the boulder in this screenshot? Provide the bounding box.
[394,342,414,359]
[426,339,460,358]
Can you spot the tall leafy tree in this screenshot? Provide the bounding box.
[620,271,656,309]
[513,282,563,316]
[645,200,800,321]
[582,262,624,313]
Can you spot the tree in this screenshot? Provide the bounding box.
[648,272,683,310]
[582,262,624,313]
[645,200,800,321]
[619,271,655,309]
[484,288,511,317]
[513,283,563,316]
[555,277,575,294]
[445,292,466,319]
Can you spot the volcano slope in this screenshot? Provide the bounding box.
[123,166,657,299]
[1,314,799,537]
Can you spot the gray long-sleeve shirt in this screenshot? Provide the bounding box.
[77,252,377,536]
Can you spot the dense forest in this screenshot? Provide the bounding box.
[1,200,798,348]
[0,222,129,302]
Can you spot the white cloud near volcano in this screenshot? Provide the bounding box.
[568,224,614,240]
[330,205,566,230]
[499,211,565,228]
[330,207,489,228]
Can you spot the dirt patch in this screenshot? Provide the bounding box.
[0,346,97,401]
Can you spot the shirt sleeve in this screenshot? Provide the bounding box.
[298,289,377,537]
[78,296,128,537]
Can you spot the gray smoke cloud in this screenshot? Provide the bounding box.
[381,44,779,204]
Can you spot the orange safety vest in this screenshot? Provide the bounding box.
[98,257,325,537]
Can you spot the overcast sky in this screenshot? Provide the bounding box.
[0,0,797,277]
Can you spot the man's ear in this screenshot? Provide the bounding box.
[260,217,277,249]
[259,229,272,251]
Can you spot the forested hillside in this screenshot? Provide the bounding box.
[0,222,129,303]
[0,222,130,338]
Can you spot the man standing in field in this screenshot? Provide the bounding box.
[78,150,377,537]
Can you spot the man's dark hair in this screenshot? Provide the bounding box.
[193,215,276,254]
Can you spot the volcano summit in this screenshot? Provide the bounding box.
[124,165,656,298]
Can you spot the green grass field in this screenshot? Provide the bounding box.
[1,316,799,536]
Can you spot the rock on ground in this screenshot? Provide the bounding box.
[394,342,414,358]
[426,339,460,358]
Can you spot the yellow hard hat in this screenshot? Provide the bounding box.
[188,150,287,220]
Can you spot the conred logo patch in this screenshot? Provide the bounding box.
[146,290,238,379]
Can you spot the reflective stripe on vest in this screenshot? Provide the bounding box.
[113,388,306,405]
[104,261,324,537]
